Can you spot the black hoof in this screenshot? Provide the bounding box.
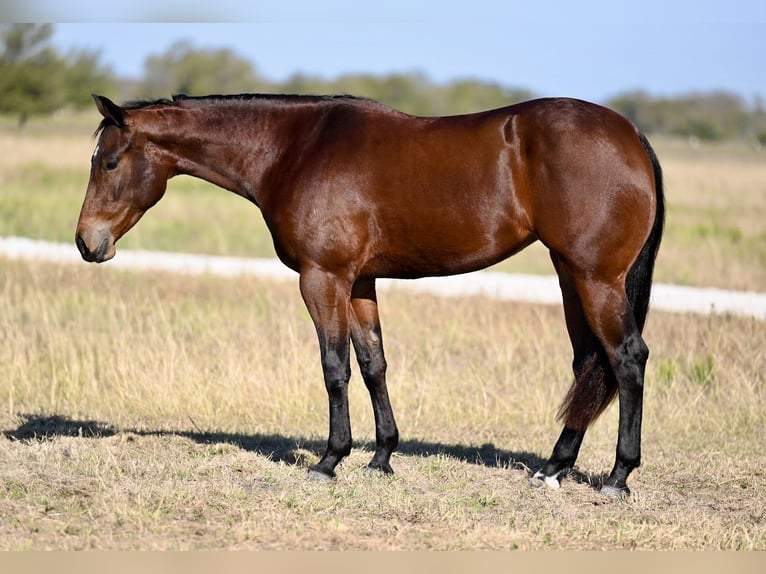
[365,462,394,476]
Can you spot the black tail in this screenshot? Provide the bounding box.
[557,131,665,430]
[627,132,665,332]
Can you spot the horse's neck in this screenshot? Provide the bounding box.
[155,103,310,206]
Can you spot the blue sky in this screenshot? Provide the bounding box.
[14,1,766,104]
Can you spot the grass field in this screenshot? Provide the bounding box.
[1,112,765,549]
[1,258,764,550]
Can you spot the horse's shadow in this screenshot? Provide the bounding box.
[3,413,601,489]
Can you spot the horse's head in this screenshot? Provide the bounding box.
[76,95,172,263]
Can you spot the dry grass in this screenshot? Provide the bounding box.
[1,258,764,550]
[653,138,766,290]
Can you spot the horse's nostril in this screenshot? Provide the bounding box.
[76,233,110,262]
[95,235,110,261]
[76,234,90,260]
[75,227,114,263]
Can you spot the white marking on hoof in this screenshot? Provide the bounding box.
[600,485,628,498]
[306,469,333,482]
[530,471,561,490]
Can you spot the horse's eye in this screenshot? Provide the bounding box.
[104,160,118,171]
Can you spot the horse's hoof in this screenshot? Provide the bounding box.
[600,484,629,498]
[306,469,334,481]
[364,463,394,476]
[530,471,561,490]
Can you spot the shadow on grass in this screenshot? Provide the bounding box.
[2,413,599,488]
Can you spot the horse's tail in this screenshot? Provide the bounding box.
[557,131,665,430]
[627,132,665,332]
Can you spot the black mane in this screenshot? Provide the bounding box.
[170,92,369,104]
[94,92,372,136]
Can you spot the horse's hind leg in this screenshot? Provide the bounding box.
[349,279,399,474]
[535,253,647,495]
[533,253,606,489]
[570,273,648,496]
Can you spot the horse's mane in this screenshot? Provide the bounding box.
[93,93,372,136]
[171,93,370,105]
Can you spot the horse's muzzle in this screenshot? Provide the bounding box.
[76,232,112,263]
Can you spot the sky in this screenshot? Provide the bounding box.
[10,1,766,105]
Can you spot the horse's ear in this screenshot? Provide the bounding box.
[92,94,126,127]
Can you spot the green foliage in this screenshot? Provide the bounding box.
[59,48,113,109]
[0,24,60,124]
[0,24,113,126]
[280,70,533,116]
[607,90,758,142]
[140,40,268,98]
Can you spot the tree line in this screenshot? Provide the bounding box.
[0,24,111,127]
[2,24,765,143]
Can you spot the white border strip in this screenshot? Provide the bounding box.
[2,236,764,320]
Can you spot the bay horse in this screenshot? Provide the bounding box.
[76,93,664,496]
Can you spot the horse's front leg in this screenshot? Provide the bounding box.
[299,266,353,480]
[349,278,399,474]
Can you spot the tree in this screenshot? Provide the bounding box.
[140,40,266,98]
[281,70,533,117]
[0,24,114,127]
[59,48,113,109]
[441,80,533,116]
[607,90,757,142]
[0,24,60,126]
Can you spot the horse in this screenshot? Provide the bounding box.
[76,93,664,496]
